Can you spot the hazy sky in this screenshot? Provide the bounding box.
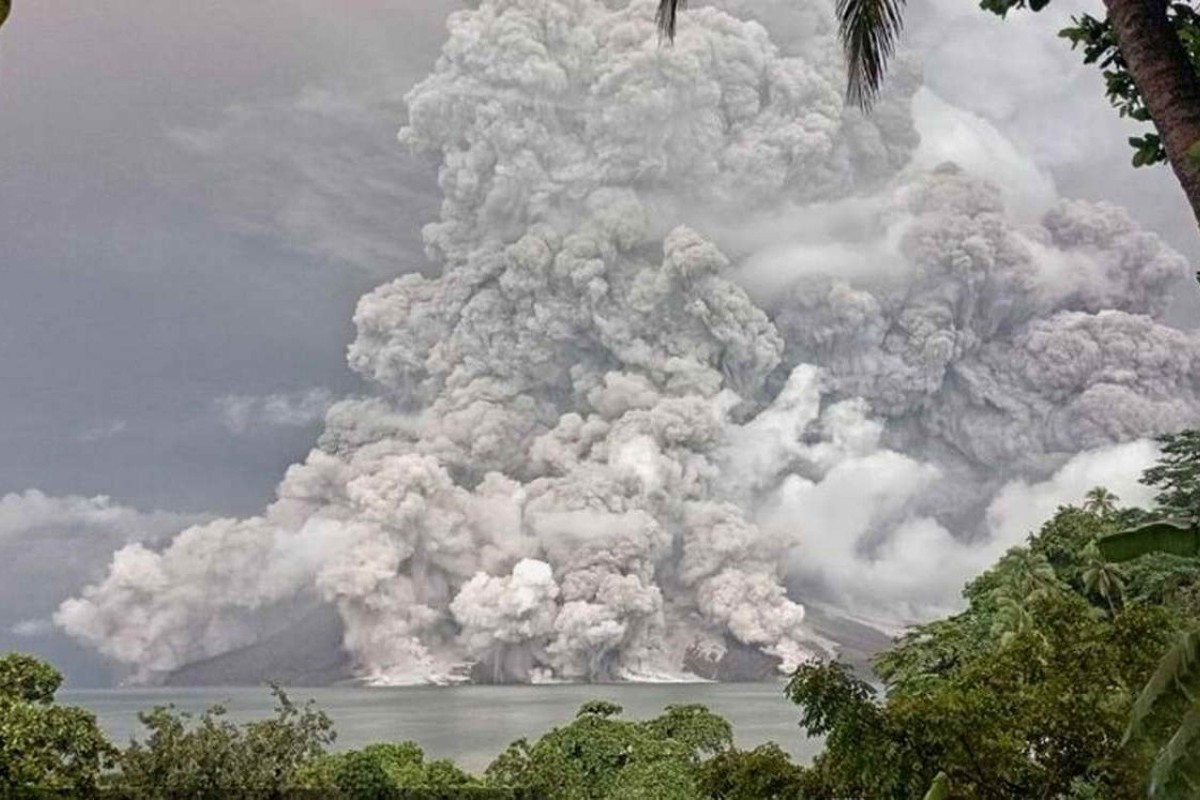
[0,0,450,515]
[1,0,1197,683]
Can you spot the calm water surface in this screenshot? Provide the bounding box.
[63,683,820,771]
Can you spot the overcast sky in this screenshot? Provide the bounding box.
[1,0,1197,684]
[0,0,454,516]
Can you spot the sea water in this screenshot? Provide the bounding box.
[63,683,821,771]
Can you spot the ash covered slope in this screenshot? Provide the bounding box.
[57,0,1198,685]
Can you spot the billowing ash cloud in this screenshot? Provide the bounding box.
[0,491,204,677]
[59,0,1200,684]
[752,169,1194,470]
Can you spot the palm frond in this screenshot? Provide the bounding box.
[0,0,10,32]
[836,0,906,110]
[1149,702,1200,799]
[656,0,687,41]
[1126,630,1200,745]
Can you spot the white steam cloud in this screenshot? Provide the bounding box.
[59,0,1200,684]
[0,491,203,648]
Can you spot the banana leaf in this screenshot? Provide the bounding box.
[1127,630,1200,744]
[1097,519,1200,563]
[1149,703,1200,799]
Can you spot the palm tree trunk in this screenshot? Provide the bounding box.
[1103,0,1200,228]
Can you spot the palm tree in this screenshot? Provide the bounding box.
[1080,540,1125,614]
[990,592,1038,646]
[1083,486,1120,519]
[987,549,1060,644]
[998,549,1059,601]
[653,0,1200,229]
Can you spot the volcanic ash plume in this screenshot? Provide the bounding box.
[57,0,1200,684]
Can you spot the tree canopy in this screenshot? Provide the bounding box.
[0,653,115,795]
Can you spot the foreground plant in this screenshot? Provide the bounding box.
[113,684,334,797]
[0,653,115,795]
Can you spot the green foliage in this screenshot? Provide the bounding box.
[968,534,1065,606]
[1055,9,1176,169]
[875,505,1133,693]
[1121,630,1200,799]
[1149,704,1200,799]
[1144,430,1200,516]
[295,740,481,797]
[1081,540,1126,613]
[576,699,623,719]
[785,661,920,797]
[873,613,988,696]
[790,439,1200,797]
[1074,433,1200,797]
[1128,630,1200,745]
[922,771,950,800]
[953,595,1167,792]
[484,701,735,799]
[0,652,63,704]
[790,489,1195,798]
[1083,487,1120,518]
[643,704,733,760]
[695,743,807,799]
[1024,505,1127,588]
[112,684,334,797]
[0,653,116,795]
[1123,552,1200,609]
[0,0,9,32]
[979,1,1200,170]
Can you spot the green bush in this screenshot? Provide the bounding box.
[0,653,116,796]
[110,684,334,797]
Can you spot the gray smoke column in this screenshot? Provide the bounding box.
[58,0,1200,683]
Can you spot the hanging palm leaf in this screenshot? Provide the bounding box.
[1098,519,1200,563]
[1126,630,1200,745]
[835,0,906,109]
[655,0,687,41]
[1148,704,1200,799]
[656,0,904,109]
